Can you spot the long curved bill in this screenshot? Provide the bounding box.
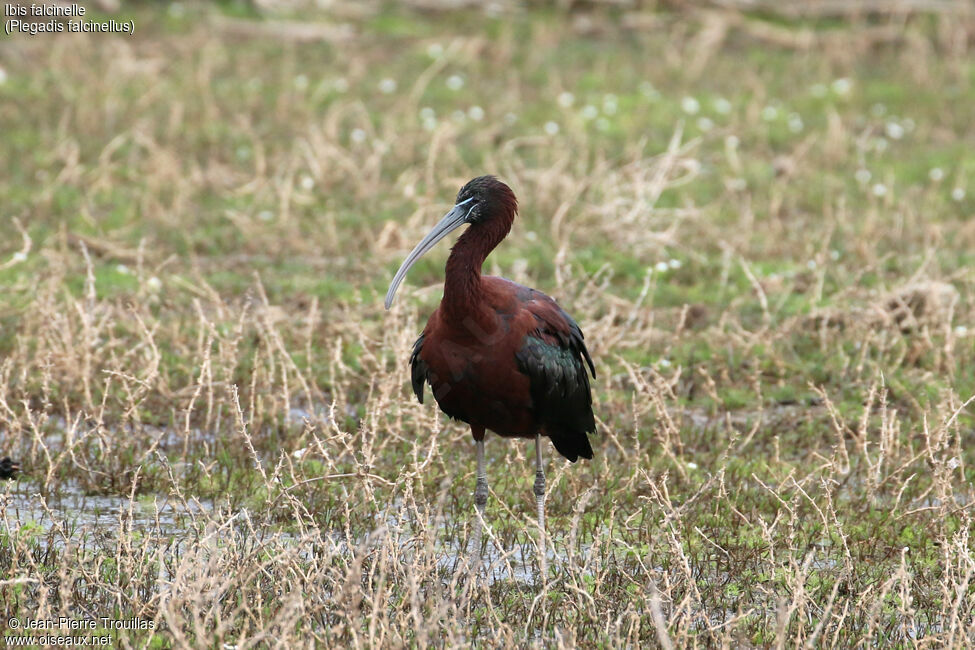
[384,197,475,309]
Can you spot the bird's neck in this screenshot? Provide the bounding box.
[442,221,507,326]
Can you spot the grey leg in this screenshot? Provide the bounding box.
[534,434,547,580]
[470,438,488,563]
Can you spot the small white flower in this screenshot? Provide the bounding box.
[657,357,672,368]
[807,260,817,270]
[831,78,852,95]
[713,97,732,115]
[525,231,538,241]
[830,249,841,261]
[300,175,315,191]
[902,546,910,554]
[12,251,27,263]
[378,78,397,94]
[954,325,968,336]
[870,103,887,117]
[639,81,660,100]
[293,74,309,91]
[681,96,700,115]
[426,43,444,58]
[146,276,162,292]
[761,105,778,121]
[872,183,888,197]
[350,128,367,143]
[422,117,437,131]
[292,447,308,459]
[544,121,560,135]
[696,117,714,132]
[116,264,130,275]
[468,105,485,121]
[686,461,698,469]
[810,83,828,98]
[952,187,966,201]
[333,78,349,93]
[885,121,904,140]
[446,75,465,91]
[655,261,669,272]
[258,210,274,221]
[419,107,435,120]
[557,92,575,108]
[595,118,610,132]
[787,113,804,133]
[854,168,871,184]
[929,167,944,182]
[668,259,681,269]
[947,456,961,470]
[503,112,517,125]
[581,105,598,120]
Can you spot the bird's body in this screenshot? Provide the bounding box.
[384,175,596,575]
[0,456,20,480]
[411,275,595,461]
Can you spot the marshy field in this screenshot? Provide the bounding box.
[1,0,975,646]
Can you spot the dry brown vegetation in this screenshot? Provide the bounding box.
[1,1,974,647]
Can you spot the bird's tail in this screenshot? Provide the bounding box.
[549,429,594,463]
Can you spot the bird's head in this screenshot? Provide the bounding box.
[452,175,518,226]
[384,176,518,309]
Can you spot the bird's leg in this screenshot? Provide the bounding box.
[474,437,488,520]
[534,433,547,581]
[470,434,488,566]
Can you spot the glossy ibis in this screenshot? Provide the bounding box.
[0,457,20,480]
[385,176,596,571]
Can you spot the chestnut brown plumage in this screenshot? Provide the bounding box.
[385,176,596,571]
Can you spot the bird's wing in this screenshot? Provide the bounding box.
[514,290,596,461]
[409,332,428,404]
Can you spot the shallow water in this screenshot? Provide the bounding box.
[0,478,554,589]
[0,482,214,551]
